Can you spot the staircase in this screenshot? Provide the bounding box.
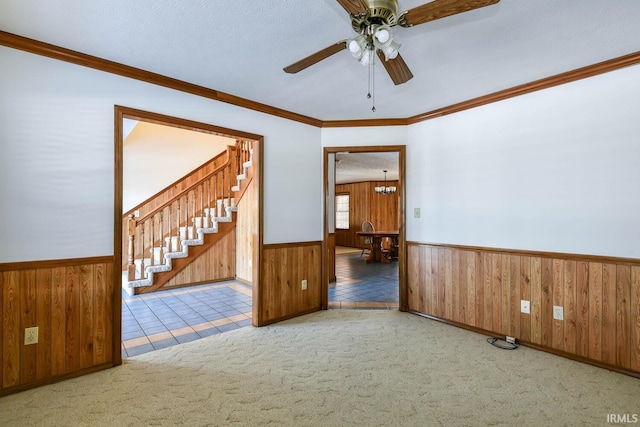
[123,140,254,296]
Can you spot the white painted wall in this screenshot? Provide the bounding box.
[321,126,408,148]
[2,44,639,263]
[0,46,321,262]
[406,64,640,258]
[123,121,233,212]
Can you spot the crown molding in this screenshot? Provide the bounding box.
[2,30,639,129]
[0,30,322,127]
[322,118,409,128]
[406,50,640,125]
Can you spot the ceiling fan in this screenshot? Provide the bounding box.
[283,0,500,86]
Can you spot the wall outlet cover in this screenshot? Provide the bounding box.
[520,300,530,314]
[553,305,564,321]
[24,326,39,345]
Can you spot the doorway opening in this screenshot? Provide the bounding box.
[322,146,407,311]
[114,106,262,361]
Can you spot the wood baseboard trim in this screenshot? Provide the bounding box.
[0,363,114,397]
[254,308,321,327]
[408,310,640,380]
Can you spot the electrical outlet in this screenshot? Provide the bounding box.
[506,336,516,344]
[24,327,39,345]
[520,300,530,314]
[553,306,564,321]
[414,208,420,218]
[301,279,307,290]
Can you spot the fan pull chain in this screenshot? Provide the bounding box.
[371,52,376,112]
[367,54,372,100]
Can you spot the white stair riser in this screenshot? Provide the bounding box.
[125,157,251,292]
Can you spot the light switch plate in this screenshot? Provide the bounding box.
[414,208,420,218]
[520,300,530,314]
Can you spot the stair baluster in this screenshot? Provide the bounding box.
[150,216,155,266]
[141,226,146,279]
[127,214,136,281]
[124,139,253,295]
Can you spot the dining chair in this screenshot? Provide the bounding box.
[361,220,374,258]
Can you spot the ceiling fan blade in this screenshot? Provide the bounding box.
[399,0,500,27]
[283,41,347,74]
[336,0,370,15]
[377,51,413,85]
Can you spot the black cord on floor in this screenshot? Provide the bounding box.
[487,337,519,350]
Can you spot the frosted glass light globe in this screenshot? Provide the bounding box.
[375,28,390,43]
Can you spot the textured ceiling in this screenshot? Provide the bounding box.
[336,152,399,184]
[1,0,640,122]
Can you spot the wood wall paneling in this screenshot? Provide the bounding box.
[551,259,563,351]
[563,260,577,354]
[335,180,398,249]
[576,261,590,358]
[259,242,322,325]
[0,259,115,395]
[519,257,531,343]
[632,266,640,372]
[616,265,631,369]
[406,243,640,377]
[3,271,19,388]
[236,177,256,283]
[602,263,617,365]
[588,262,603,361]
[20,270,37,385]
[162,231,235,290]
[530,257,542,345]
[327,233,336,283]
[492,253,503,336]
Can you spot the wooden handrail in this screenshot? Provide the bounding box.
[136,153,235,224]
[123,145,236,218]
[125,139,253,283]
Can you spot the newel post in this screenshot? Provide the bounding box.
[127,213,137,281]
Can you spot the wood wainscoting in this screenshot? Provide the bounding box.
[159,230,235,291]
[0,256,116,396]
[407,242,640,377]
[327,233,336,283]
[257,242,322,326]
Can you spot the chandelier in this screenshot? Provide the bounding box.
[375,170,396,195]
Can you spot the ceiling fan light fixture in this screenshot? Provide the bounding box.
[379,39,401,60]
[358,47,375,66]
[374,27,390,44]
[348,34,367,59]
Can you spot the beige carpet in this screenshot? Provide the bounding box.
[1,310,639,426]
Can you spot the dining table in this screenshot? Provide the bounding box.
[356,230,399,263]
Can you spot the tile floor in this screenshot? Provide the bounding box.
[329,250,399,309]
[121,281,253,358]
[122,248,399,358]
